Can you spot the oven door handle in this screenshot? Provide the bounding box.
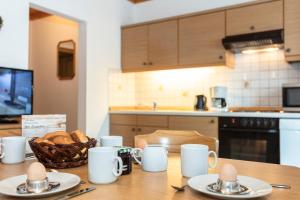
[219,128,279,134]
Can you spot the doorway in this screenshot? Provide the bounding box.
[28,7,86,132]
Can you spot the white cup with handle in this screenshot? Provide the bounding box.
[100,136,123,147]
[181,144,218,178]
[132,145,168,172]
[0,136,26,164]
[88,147,123,184]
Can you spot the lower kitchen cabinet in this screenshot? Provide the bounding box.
[110,125,136,147]
[169,116,218,138]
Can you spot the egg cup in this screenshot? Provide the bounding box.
[25,178,49,193]
[207,178,251,195]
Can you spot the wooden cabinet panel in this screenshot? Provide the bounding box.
[122,26,148,70]
[148,20,178,67]
[284,0,300,61]
[110,114,136,126]
[226,1,283,36]
[110,125,136,147]
[137,115,168,127]
[179,11,225,66]
[0,129,21,137]
[169,116,218,138]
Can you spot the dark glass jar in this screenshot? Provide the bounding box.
[116,147,132,175]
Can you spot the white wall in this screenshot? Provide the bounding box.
[29,16,78,132]
[129,0,257,24]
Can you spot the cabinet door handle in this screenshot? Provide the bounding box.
[142,62,147,65]
[219,55,223,60]
[210,119,215,124]
[132,128,136,132]
[137,128,142,132]
[148,62,153,65]
[286,48,291,53]
[250,25,255,31]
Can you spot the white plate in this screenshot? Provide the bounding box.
[188,174,272,199]
[0,172,81,198]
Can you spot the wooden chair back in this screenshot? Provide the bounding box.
[134,130,219,153]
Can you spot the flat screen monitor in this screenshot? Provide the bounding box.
[0,67,33,117]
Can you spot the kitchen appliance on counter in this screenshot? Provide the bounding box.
[195,95,208,111]
[282,83,300,112]
[279,119,300,167]
[219,117,280,164]
[210,86,228,112]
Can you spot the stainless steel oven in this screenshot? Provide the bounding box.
[283,83,300,112]
[219,117,280,164]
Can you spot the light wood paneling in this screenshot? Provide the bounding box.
[284,0,300,61]
[148,20,178,67]
[137,115,168,127]
[179,11,225,66]
[110,114,137,126]
[122,26,148,70]
[226,0,283,36]
[110,125,136,147]
[169,116,218,138]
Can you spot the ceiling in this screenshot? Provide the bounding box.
[30,8,51,20]
[129,0,149,4]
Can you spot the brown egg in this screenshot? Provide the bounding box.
[27,162,47,181]
[136,139,148,149]
[219,163,238,182]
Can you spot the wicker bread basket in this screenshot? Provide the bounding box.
[29,137,97,169]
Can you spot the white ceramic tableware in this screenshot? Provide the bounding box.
[100,136,123,147]
[181,144,218,177]
[132,145,168,172]
[0,172,80,198]
[188,174,272,199]
[88,147,123,184]
[0,136,26,164]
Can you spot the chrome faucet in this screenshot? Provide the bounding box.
[153,102,157,110]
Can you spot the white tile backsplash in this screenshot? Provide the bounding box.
[109,50,300,108]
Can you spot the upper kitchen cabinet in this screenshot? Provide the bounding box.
[179,11,226,67]
[284,0,300,62]
[148,20,178,68]
[226,0,283,36]
[122,25,148,71]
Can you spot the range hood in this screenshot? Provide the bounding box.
[222,29,284,54]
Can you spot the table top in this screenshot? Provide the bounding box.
[0,154,299,200]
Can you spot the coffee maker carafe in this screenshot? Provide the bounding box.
[210,86,228,112]
[195,95,208,111]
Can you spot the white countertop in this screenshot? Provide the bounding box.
[110,110,300,119]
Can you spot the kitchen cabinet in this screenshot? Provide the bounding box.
[169,116,218,138]
[179,11,226,67]
[148,20,178,68]
[0,124,21,137]
[121,26,148,71]
[284,0,300,62]
[226,0,283,36]
[110,114,168,147]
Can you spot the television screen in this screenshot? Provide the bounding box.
[0,67,33,116]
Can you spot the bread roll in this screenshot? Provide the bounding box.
[44,131,71,140]
[34,138,55,145]
[52,136,75,145]
[71,130,88,143]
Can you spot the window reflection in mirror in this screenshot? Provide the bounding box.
[57,40,76,80]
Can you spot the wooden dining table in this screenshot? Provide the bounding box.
[0,154,299,200]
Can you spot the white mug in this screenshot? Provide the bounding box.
[88,147,123,184]
[100,136,123,147]
[0,136,26,164]
[132,145,168,172]
[181,144,218,178]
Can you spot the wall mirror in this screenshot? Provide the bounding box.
[57,40,76,80]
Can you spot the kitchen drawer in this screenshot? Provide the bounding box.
[169,116,218,138]
[110,114,137,126]
[137,115,168,127]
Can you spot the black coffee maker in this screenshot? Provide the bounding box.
[195,95,208,111]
